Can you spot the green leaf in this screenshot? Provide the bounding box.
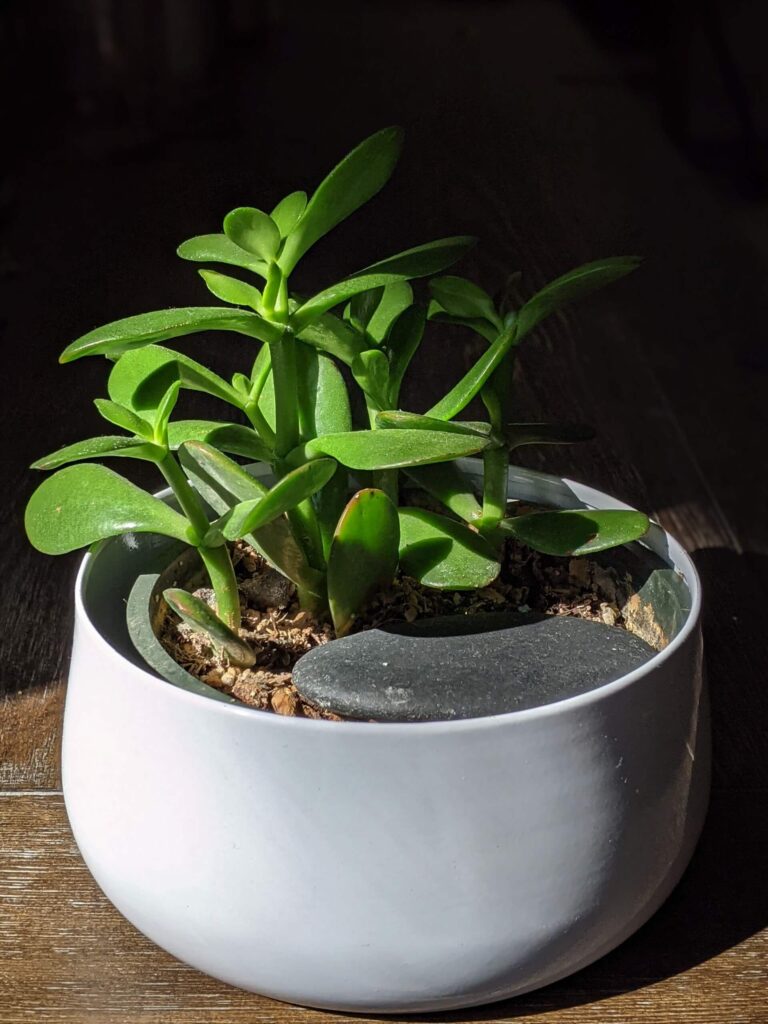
[93,398,153,438]
[31,435,163,470]
[231,372,251,396]
[426,322,517,420]
[376,411,491,437]
[429,276,501,327]
[398,508,499,589]
[215,459,337,542]
[271,191,308,237]
[404,462,483,524]
[366,281,413,344]
[351,349,390,407]
[199,269,262,310]
[327,488,400,636]
[291,237,476,330]
[306,428,489,470]
[25,464,193,554]
[163,588,255,667]
[347,287,385,332]
[154,380,181,442]
[296,348,352,438]
[516,256,642,338]
[296,311,365,366]
[505,423,596,448]
[108,345,243,415]
[279,126,404,273]
[500,508,650,556]
[223,207,281,262]
[166,420,252,452]
[177,233,269,276]
[202,424,272,461]
[178,442,324,595]
[427,300,498,344]
[386,304,426,404]
[60,306,282,362]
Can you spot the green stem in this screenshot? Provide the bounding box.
[198,544,241,630]
[270,335,300,459]
[366,393,398,503]
[479,445,509,533]
[158,454,241,629]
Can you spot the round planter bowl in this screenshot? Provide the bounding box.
[62,463,709,1013]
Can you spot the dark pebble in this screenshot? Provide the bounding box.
[292,612,656,722]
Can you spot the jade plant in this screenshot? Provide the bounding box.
[24,127,649,666]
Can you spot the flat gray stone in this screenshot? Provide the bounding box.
[292,613,656,721]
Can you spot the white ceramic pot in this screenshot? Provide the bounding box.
[62,463,708,1013]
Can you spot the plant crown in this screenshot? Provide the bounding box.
[25,127,648,659]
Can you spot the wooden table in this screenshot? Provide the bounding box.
[2,2,766,1020]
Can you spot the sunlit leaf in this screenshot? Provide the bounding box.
[223,207,281,262]
[199,269,262,310]
[404,462,483,523]
[429,275,501,327]
[306,427,489,470]
[500,508,650,556]
[93,398,152,438]
[163,588,255,667]
[30,435,163,470]
[271,191,307,238]
[25,464,192,553]
[427,322,517,420]
[279,126,404,273]
[108,345,243,415]
[398,507,499,589]
[376,411,491,437]
[60,306,282,362]
[351,349,390,407]
[327,488,400,636]
[366,281,413,344]
[177,233,268,276]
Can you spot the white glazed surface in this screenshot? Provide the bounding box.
[62,466,709,1012]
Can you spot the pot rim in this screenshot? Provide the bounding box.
[73,464,702,733]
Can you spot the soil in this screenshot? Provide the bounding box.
[158,518,655,719]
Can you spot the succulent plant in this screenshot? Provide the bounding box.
[25,127,648,659]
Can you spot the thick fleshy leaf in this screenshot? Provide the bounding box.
[306,428,489,470]
[166,420,253,452]
[108,345,243,414]
[427,300,498,343]
[366,281,413,344]
[505,423,595,448]
[202,423,272,461]
[327,488,400,636]
[501,508,650,556]
[163,589,255,667]
[404,462,483,523]
[25,463,192,554]
[296,311,365,366]
[215,459,337,542]
[154,380,181,442]
[271,191,307,237]
[178,442,323,595]
[60,306,282,362]
[279,126,404,273]
[351,349,390,407]
[516,256,642,339]
[386,304,426,404]
[31,435,163,470]
[177,233,268,276]
[199,269,262,310]
[224,207,281,262]
[427,322,517,420]
[429,276,501,327]
[93,398,152,438]
[376,411,491,437]
[347,287,384,332]
[291,237,475,330]
[296,348,352,438]
[398,508,499,589]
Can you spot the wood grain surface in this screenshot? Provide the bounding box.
[1,0,766,1020]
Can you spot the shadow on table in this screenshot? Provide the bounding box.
[359,547,768,1022]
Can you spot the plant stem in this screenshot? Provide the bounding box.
[198,543,241,629]
[270,334,300,459]
[479,445,509,533]
[158,454,241,629]
[366,393,398,503]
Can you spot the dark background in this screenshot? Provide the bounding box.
[1,0,767,1016]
